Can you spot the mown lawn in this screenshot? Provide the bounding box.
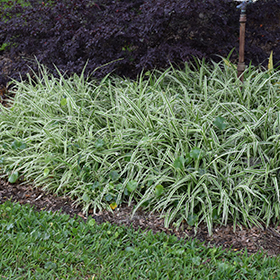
[0,201,279,279]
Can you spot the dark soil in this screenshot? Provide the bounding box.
[1,177,280,257]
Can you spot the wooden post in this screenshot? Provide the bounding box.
[237,9,246,83]
[237,1,249,83]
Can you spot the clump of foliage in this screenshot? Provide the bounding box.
[1,61,280,234]
[0,0,279,84]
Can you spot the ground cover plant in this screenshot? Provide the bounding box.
[1,59,280,235]
[0,0,279,84]
[0,200,280,279]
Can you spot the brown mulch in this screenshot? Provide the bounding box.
[1,178,280,257]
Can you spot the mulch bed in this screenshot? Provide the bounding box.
[1,177,280,257]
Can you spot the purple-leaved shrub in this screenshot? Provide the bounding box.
[0,0,279,84]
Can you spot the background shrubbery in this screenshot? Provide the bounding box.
[0,0,280,84]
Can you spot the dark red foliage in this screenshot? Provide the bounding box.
[0,0,279,84]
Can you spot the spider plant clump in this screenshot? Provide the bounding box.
[0,59,280,234]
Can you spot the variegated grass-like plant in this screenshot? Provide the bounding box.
[1,59,280,234]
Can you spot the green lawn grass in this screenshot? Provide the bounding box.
[0,200,279,279]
